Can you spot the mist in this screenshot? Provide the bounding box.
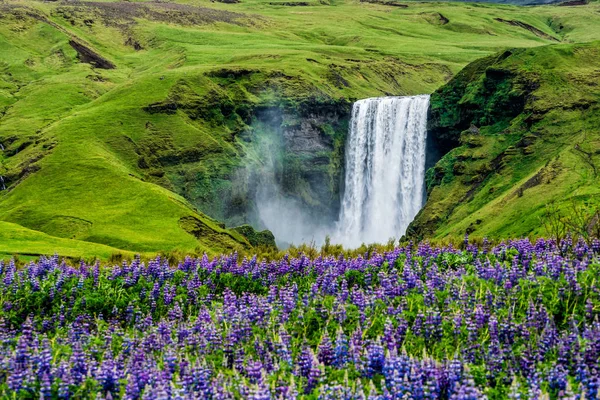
[256,184,331,248]
[246,109,336,248]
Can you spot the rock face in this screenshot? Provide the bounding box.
[425,50,530,157]
[282,114,333,153]
[252,102,349,216]
[134,66,353,245]
[236,101,351,239]
[139,78,351,241]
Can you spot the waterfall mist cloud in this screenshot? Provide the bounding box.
[246,110,334,248]
[255,186,330,247]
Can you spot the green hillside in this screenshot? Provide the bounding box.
[410,41,600,240]
[1,0,600,257]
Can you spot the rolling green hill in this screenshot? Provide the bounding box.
[410,41,600,240]
[1,0,600,257]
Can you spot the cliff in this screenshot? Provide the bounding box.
[409,42,600,240]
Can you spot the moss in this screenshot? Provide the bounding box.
[427,49,531,155]
[410,42,600,241]
[232,224,277,248]
[179,216,251,251]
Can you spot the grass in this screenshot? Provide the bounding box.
[0,221,132,260]
[412,41,600,240]
[1,0,600,257]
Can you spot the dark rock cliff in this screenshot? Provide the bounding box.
[244,100,350,225]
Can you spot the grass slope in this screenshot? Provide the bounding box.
[0,221,133,260]
[1,0,600,256]
[410,41,600,240]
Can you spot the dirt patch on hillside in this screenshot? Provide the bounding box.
[559,0,588,5]
[268,1,310,5]
[0,7,118,69]
[421,12,449,25]
[206,68,260,79]
[55,1,250,27]
[360,0,408,7]
[494,18,559,42]
[69,40,115,69]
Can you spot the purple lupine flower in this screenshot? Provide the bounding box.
[246,359,264,384]
[298,346,313,378]
[37,338,52,379]
[548,364,568,392]
[97,351,120,395]
[333,330,349,368]
[450,377,487,400]
[305,356,322,395]
[318,332,334,366]
[40,372,52,399]
[366,341,385,378]
[252,382,272,400]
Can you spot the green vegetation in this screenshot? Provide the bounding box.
[0,221,133,260]
[1,0,600,257]
[410,41,600,240]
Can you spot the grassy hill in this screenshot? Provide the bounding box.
[1,0,600,257]
[410,41,600,240]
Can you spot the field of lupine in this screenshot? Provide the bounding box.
[0,237,599,399]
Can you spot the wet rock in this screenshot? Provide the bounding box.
[468,124,480,135]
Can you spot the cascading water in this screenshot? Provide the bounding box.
[334,95,430,247]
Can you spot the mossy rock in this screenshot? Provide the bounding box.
[232,224,277,249]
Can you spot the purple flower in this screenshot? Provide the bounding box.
[318,332,334,366]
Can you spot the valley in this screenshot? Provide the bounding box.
[1,0,599,257]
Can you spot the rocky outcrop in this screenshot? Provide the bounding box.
[426,49,532,156]
[494,18,559,42]
[179,216,253,250]
[139,72,352,239]
[232,225,276,248]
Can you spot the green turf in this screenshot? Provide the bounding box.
[410,41,600,240]
[0,221,133,260]
[1,0,600,257]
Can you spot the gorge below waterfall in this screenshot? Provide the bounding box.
[255,95,430,248]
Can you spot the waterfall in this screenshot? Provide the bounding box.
[334,95,430,247]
